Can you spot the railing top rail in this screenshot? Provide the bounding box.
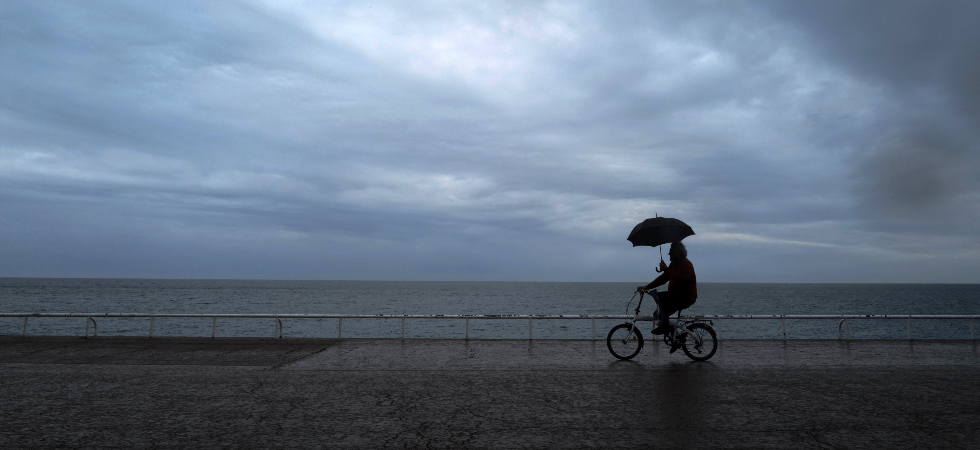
[1,313,978,319]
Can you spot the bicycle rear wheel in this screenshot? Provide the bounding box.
[681,323,717,361]
[607,323,643,360]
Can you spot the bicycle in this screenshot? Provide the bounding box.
[606,289,718,361]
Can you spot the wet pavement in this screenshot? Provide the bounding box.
[1,336,978,448]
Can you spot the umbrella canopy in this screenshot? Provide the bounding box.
[627,217,695,247]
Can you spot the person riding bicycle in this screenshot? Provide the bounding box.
[637,241,697,336]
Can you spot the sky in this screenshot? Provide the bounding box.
[1,1,979,282]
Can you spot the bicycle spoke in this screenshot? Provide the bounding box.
[681,323,717,361]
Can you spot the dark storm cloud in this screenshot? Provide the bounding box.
[1,0,978,281]
[767,1,980,220]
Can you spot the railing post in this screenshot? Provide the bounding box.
[22,317,28,337]
[338,317,342,339]
[971,318,975,341]
[717,318,722,341]
[149,316,155,338]
[212,317,216,338]
[85,317,90,338]
[781,317,787,341]
[591,318,595,341]
[907,317,912,341]
[845,318,849,341]
[528,318,532,340]
[465,318,470,340]
[401,317,406,340]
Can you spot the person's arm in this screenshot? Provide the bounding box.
[639,269,670,291]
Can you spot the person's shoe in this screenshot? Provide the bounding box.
[668,334,686,353]
[652,325,669,335]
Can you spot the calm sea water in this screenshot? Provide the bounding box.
[1,279,978,339]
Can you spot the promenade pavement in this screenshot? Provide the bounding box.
[1,336,978,448]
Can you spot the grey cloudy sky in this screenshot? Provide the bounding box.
[2,1,979,282]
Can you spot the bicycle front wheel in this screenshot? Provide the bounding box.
[607,323,643,360]
[681,323,718,361]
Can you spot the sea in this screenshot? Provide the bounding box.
[1,279,978,340]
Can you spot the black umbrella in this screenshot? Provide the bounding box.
[628,217,695,272]
[627,217,695,247]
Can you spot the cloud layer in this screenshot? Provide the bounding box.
[2,1,978,282]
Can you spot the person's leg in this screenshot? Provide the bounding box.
[653,291,686,334]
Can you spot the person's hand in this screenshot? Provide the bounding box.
[636,286,646,293]
[659,260,668,272]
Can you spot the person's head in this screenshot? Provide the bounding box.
[668,242,687,262]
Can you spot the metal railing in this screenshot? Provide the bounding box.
[707,314,978,341]
[1,313,977,341]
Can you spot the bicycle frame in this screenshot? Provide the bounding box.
[627,290,708,349]
[667,318,703,347]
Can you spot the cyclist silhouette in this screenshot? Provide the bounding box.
[637,242,697,335]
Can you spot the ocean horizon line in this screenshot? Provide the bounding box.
[1,277,978,285]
